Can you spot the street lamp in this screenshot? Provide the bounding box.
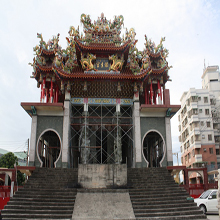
[173,152,179,166]
[173,152,180,183]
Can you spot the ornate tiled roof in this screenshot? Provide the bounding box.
[29,13,172,97]
[75,38,131,52]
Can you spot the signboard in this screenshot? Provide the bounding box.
[71,98,133,106]
[95,58,110,71]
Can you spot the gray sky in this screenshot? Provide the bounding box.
[0,0,220,164]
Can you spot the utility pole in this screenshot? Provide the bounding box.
[27,138,29,166]
[173,152,180,183]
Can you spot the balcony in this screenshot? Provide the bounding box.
[195,154,202,162]
[193,127,200,135]
[191,115,199,121]
[194,141,201,149]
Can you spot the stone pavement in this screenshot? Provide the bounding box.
[207,214,219,220]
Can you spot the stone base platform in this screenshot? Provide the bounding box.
[72,189,135,220]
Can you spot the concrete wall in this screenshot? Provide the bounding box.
[139,117,168,167]
[78,164,127,188]
[35,116,63,167]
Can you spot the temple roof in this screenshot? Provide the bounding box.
[30,13,172,91]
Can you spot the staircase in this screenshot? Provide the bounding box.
[128,167,207,220]
[1,167,78,220]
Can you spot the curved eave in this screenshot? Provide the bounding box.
[75,38,131,52]
[40,48,55,56]
[33,60,168,83]
[151,65,168,74]
[53,66,153,81]
[36,63,53,72]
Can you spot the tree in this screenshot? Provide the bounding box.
[0,152,17,168]
[0,152,25,185]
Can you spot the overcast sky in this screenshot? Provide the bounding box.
[0,0,220,164]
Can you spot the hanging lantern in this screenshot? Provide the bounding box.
[140,82,143,93]
[52,75,56,82]
[61,81,64,93]
[117,81,121,92]
[83,81,87,91]
[67,80,71,92]
[39,74,43,82]
[134,82,137,92]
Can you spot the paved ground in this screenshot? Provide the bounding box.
[207,214,219,220]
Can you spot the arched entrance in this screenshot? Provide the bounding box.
[37,130,61,168]
[143,131,164,167]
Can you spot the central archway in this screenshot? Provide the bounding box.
[37,130,61,168]
[143,131,165,167]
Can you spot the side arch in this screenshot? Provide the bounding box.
[36,129,62,168]
[142,129,166,167]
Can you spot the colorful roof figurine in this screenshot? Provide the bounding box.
[29,13,172,101]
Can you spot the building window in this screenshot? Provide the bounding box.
[185,155,187,162]
[180,146,182,152]
[201,121,204,126]
[206,122,211,127]
[203,148,207,152]
[181,157,183,164]
[216,149,220,155]
[188,153,191,159]
[199,109,202,113]
[192,149,195,157]
[198,97,201,101]
[209,148,213,154]
[205,109,209,115]
[204,97,208,103]
[208,134,212,141]
[202,134,205,139]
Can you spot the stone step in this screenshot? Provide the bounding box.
[13,194,76,199]
[128,185,180,190]
[9,197,75,203]
[130,195,188,202]
[129,192,188,198]
[2,209,73,214]
[136,214,207,220]
[17,188,77,193]
[4,205,74,210]
[1,213,72,219]
[132,202,197,209]
[15,191,77,196]
[134,209,203,217]
[7,200,75,206]
[134,206,200,213]
[131,199,194,206]
[129,188,186,193]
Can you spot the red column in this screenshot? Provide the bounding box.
[42,78,46,103]
[55,86,59,103]
[153,88,157,105]
[50,79,53,103]
[150,82,153,105]
[145,87,149,104]
[203,168,208,191]
[40,82,43,102]
[157,80,162,104]
[46,88,49,103]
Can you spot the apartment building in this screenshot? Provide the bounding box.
[178,66,220,174]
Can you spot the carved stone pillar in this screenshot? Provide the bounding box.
[113,109,122,164]
[80,111,90,164]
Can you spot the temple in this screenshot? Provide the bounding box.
[21,13,180,169]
